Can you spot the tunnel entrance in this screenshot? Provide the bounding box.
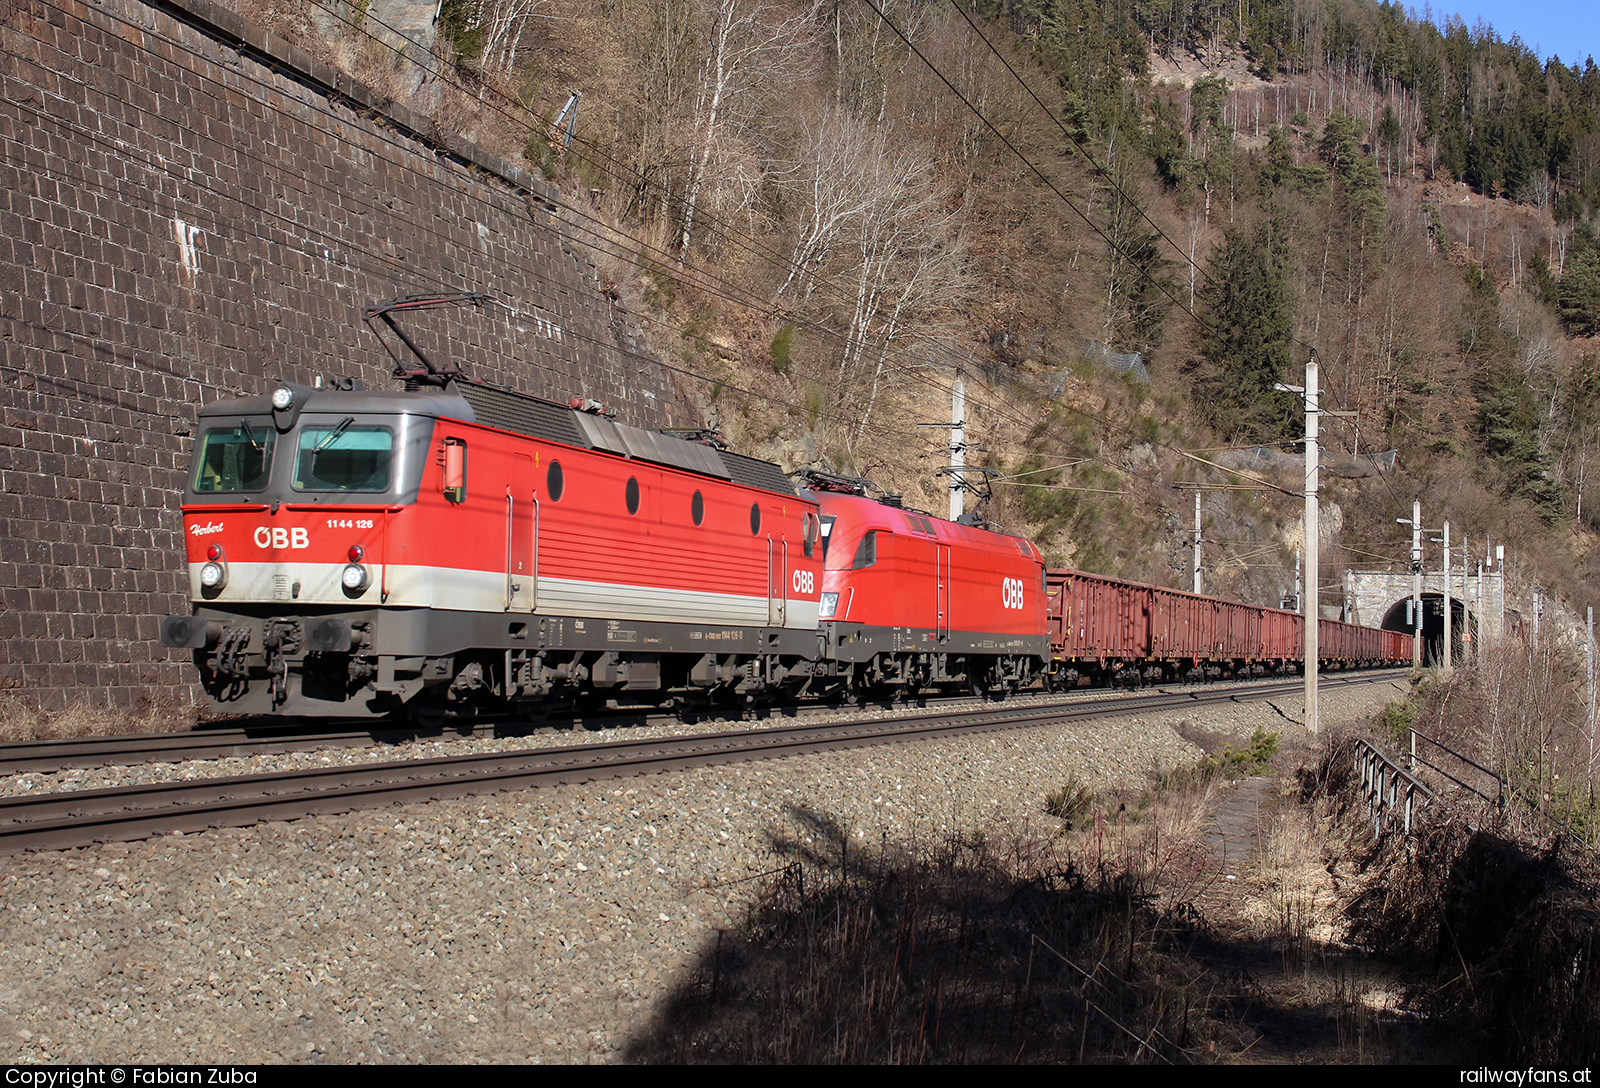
[1379,593,1476,666]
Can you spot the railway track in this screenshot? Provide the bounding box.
[0,670,1406,854]
[0,699,896,775]
[0,670,1402,776]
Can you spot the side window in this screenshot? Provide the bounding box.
[850,530,878,569]
[802,512,817,557]
[625,476,640,515]
[692,490,704,526]
[819,515,836,561]
[547,460,564,501]
[440,438,466,503]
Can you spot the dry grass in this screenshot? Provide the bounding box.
[1238,790,1346,967]
[625,780,1249,1064]
[0,693,203,742]
[1408,639,1598,839]
[1340,813,1600,1063]
[1290,701,1600,1065]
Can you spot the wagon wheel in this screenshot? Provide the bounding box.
[408,698,448,730]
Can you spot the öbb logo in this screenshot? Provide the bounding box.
[792,569,815,594]
[1001,577,1026,610]
[254,526,310,549]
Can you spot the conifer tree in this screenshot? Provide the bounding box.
[1190,217,1298,442]
[1461,265,1564,520]
[1557,227,1600,337]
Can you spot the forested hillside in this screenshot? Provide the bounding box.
[246,0,1600,611]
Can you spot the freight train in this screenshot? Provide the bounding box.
[158,300,1409,718]
[159,375,1409,719]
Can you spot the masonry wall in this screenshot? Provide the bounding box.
[0,0,676,711]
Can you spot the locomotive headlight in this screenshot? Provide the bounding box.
[342,563,368,592]
[199,561,227,589]
[271,386,295,410]
[819,592,839,619]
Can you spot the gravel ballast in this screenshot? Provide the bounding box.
[0,679,1405,1064]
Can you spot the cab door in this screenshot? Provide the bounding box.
[936,543,951,640]
[768,534,788,626]
[506,454,535,612]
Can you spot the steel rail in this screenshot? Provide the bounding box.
[0,671,1405,854]
[0,670,1404,776]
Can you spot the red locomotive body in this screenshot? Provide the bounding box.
[162,380,823,717]
[808,488,1050,695]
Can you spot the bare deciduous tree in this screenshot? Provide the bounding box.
[774,114,972,446]
[676,0,819,255]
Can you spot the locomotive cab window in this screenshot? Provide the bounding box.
[850,530,878,569]
[802,512,818,557]
[293,422,394,492]
[193,423,275,493]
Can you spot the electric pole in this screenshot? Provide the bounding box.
[1402,501,1422,670]
[1442,519,1451,674]
[917,368,969,522]
[949,374,965,522]
[1306,355,1319,735]
[1193,490,1203,594]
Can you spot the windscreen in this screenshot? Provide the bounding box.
[192,423,275,493]
[293,421,395,492]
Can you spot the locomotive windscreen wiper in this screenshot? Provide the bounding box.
[241,419,262,451]
[312,417,356,455]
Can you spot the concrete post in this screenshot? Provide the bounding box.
[1443,520,1451,674]
[1305,357,1319,735]
[1412,500,1422,670]
[950,375,965,522]
[1193,490,1202,595]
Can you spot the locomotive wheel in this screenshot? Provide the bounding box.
[409,700,448,729]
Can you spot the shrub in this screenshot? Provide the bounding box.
[1044,778,1095,829]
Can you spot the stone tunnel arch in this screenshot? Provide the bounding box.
[1379,593,1476,665]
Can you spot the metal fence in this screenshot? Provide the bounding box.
[1354,731,1507,838]
[1354,739,1434,835]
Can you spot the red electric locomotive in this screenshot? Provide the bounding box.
[802,474,1050,697]
[161,376,825,719]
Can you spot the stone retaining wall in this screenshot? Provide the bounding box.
[0,0,675,710]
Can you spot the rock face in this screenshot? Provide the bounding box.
[0,0,675,710]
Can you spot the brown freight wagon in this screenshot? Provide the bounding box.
[1045,569,1410,685]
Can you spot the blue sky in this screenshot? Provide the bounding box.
[1430,1,1600,66]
